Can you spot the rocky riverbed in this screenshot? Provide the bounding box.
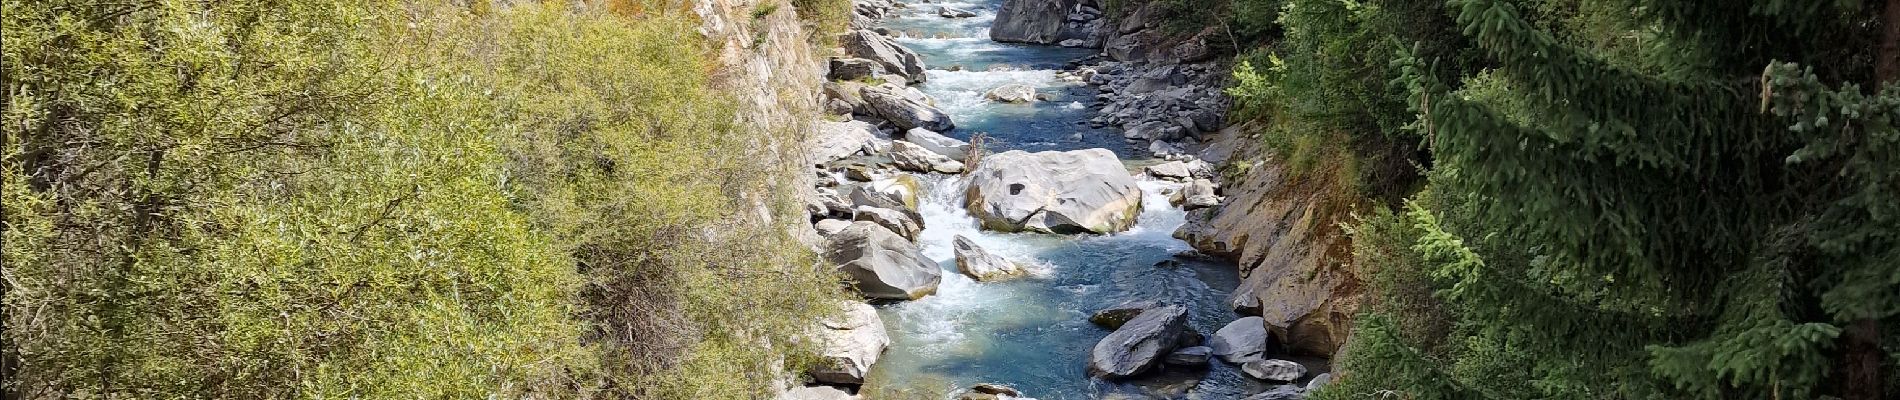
[784,1,1331,399]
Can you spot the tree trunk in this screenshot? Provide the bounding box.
[1842,4,1895,399]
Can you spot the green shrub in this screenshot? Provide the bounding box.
[3,0,843,398]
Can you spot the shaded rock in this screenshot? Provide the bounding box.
[1210,316,1271,364]
[1164,346,1212,366]
[810,301,891,385]
[985,84,1039,103]
[844,165,875,182]
[904,128,971,160]
[1089,300,1159,329]
[891,140,966,174]
[841,30,926,83]
[964,149,1143,234]
[854,206,924,241]
[1240,385,1305,400]
[992,0,1106,47]
[825,221,941,300]
[828,57,885,81]
[1241,359,1307,382]
[953,235,1028,281]
[1174,126,1362,357]
[1088,305,1187,379]
[862,85,955,131]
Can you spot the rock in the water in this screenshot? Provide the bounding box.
[1241,359,1307,382]
[904,128,971,160]
[1089,300,1160,329]
[891,140,966,174]
[952,235,1028,281]
[814,219,853,236]
[828,57,885,81]
[810,301,891,385]
[779,385,860,400]
[1240,385,1305,400]
[956,383,1022,400]
[1210,316,1271,364]
[964,149,1143,234]
[1145,161,1192,180]
[840,30,927,83]
[843,165,876,182]
[855,206,924,241]
[1305,373,1332,392]
[811,120,881,164]
[938,6,977,18]
[862,85,955,131]
[850,175,922,215]
[1088,305,1187,379]
[825,221,941,300]
[984,84,1039,103]
[1164,346,1212,366]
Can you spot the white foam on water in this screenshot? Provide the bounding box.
[918,69,1078,127]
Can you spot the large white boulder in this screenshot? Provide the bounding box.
[964,149,1143,234]
[862,85,955,132]
[824,221,941,300]
[891,140,965,174]
[903,128,971,160]
[808,301,890,385]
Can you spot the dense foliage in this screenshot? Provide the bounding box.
[1220,0,1898,399]
[2,0,845,398]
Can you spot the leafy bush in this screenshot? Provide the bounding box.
[3,0,843,397]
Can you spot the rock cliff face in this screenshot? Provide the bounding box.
[1175,124,1363,357]
[991,0,1109,47]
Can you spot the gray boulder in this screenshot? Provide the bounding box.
[855,206,924,241]
[952,235,1028,281]
[964,149,1143,234]
[891,140,966,174]
[1145,161,1192,180]
[810,301,891,385]
[1210,316,1271,364]
[1164,346,1212,366]
[829,57,885,81]
[811,120,881,164]
[938,6,977,18]
[862,85,955,132]
[825,221,941,300]
[841,30,927,83]
[814,219,853,236]
[1088,300,1159,329]
[1087,305,1187,379]
[955,383,1022,400]
[849,175,922,214]
[1240,385,1305,400]
[903,128,971,160]
[984,84,1039,103]
[1241,359,1307,383]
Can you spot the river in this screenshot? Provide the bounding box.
[857,2,1267,398]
